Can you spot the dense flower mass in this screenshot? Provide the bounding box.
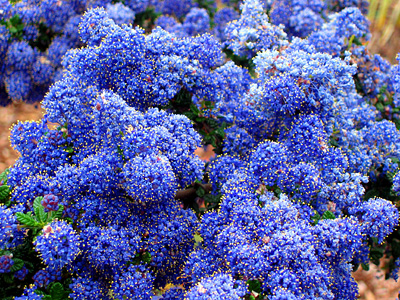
[1,0,400,299]
[33,220,80,270]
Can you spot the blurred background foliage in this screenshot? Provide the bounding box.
[368,0,400,63]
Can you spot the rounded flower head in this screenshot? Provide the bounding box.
[185,273,246,300]
[351,197,399,244]
[34,220,80,269]
[123,154,178,203]
[5,41,35,70]
[0,254,13,273]
[41,194,60,212]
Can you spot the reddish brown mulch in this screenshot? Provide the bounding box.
[0,102,44,173]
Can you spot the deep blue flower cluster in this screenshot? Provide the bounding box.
[394,55,400,107]
[270,0,326,38]
[33,220,80,271]
[2,7,212,295]
[185,273,247,299]
[224,0,288,58]
[58,8,224,110]
[0,0,157,105]
[0,0,377,105]
[0,254,13,273]
[2,0,400,298]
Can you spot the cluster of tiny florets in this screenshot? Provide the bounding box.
[2,0,400,298]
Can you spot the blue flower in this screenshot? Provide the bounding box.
[111,265,154,299]
[182,8,210,36]
[41,194,59,212]
[0,254,13,273]
[185,273,246,299]
[33,220,80,270]
[106,2,135,26]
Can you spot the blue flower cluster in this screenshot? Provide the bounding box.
[185,273,247,299]
[394,55,400,107]
[186,164,398,298]
[58,8,223,110]
[0,0,377,105]
[0,0,153,105]
[3,8,211,294]
[33,220,80,272]
[224,0,288,58]
[270,0,325,38]
[2,0,400,298]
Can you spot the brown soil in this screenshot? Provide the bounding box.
[0,102,44,173]
[355,264,400,300]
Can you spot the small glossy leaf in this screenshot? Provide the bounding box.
[196,187,205,197]
[321,211,335,220]
[361,263,369,271]
[50,282,66,300]
[0,185,10,201]
[53,205,64,220]
[10,258,24,272]
[16,212,39,227]
[3,273,13,283]
[33,197,47,224]
[0,169,9,184]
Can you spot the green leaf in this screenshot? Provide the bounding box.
[347,35,355,49]
[311,211,321,225]
[195,117,206,122]
[361,263,370,271]
[0,169,9,184]
[321,211,335,220]
[53,205,64,220]
[194,233,203,243]
[50,282,66,300]
[24,261,34,272]
[370,247,384,261]
[205,118,218,129]
[183,112,197,119]
[33,197,47,224]
[0,185,10,201]
[9,27,18,33]
[37,206,47,224]
[196,187,205,197]
[190,104,200,115]
[247,279,261,294]
[33,196,43,212]
[16,212,40,228]
[204,193,221,204]
[9,14,21,25]
[10,258,24,272]
[142,251,152,263]
[2,273,14,284]
[376,102,384,112]
[65,146,74,153]
[215,127,225,138]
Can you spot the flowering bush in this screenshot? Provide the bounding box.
[1,0,400,299]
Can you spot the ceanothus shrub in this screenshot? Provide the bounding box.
[2,16,212,294]
[1,0,400,298]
